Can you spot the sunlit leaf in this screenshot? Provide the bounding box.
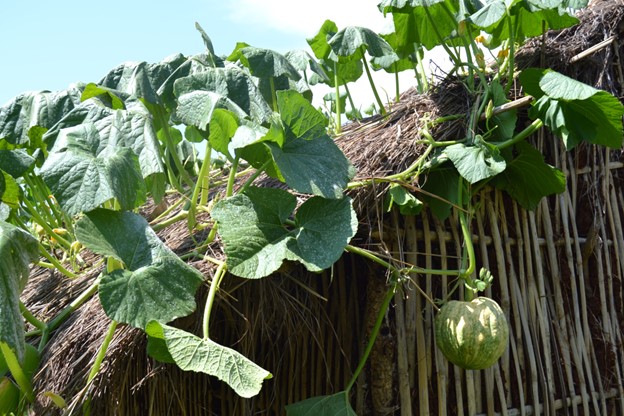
[212,187,357,279]
[75,209,204,329]
[0,221,38,362]
[145,322,272,398]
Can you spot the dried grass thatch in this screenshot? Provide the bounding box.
[23,2,624,415]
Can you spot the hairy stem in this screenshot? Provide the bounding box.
[203,261,226,339]
[345,278,396,393]
[361,49,386,115]
[87,320,118,383]
[334,61,342,134]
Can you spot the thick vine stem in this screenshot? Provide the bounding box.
[87,320,118,383]
[188,143,213,231]
[361,47,386,115]
[334,61,342,134]
[203,261,227,340]
[345,276,397,393]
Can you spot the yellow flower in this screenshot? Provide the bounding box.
[475,35,486,43]
[497,48,510,59]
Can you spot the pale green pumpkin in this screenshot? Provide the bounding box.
[434,297,509,370]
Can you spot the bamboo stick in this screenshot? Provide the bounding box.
[538,197,579,416]
[528,210,557,415]
[412,214,430,416]
[559,191,591,415]
[433,216,450,416]
[405,215,418,392]
[473,388,621,416]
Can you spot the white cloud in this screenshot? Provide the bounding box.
[226,0,392,38]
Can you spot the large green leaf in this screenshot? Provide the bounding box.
[328,27,399,69]
[445,140,506,184]
[284,49,329,83]
[212,187,357,279]
[286,391,356,416]
[157,53,221,112]
[43,100,164,179]
[521,69,624,149]
[98,55,188,105]
[174,91,248,131]
[39,122,147,216]
[307,20,364,87]
[0,150,35,179]
[277,90,327,141]
[379,0,458,50]
[307,20,339,60]
[492,141,566,210]
[173,66,272,124]
[208,109,239,158]
[0,221,38,362]
[229,46,301,81]
[0,88,82,147]
[267,135,355,199]
[421,161,460,220]
[75,209,204,329]
[145,322,272,398]
[0,170,20,209]
[485,2,579,48]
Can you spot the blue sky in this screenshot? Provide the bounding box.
[0,0,400,106]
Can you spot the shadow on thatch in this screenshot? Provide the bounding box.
[24,2,624,415]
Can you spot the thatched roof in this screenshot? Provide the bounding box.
[23,2,624,415]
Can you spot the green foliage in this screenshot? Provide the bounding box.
[0,221,38,362]
[286,391,356,415]
[492,142,566,210]
[146,322,272,398]
[0,0,620,411]
[521,69,624,149]
[75,209,204,329]
[212,187,357,279]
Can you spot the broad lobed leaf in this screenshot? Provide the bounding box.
[75,209,204,329]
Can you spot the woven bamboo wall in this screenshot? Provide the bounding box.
[380,140,624,415]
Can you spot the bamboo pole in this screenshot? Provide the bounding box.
[434,216,450,416]
[538,197,579,416]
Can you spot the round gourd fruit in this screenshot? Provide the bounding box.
[434,297,509,370]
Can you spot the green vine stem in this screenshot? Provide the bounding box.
[21,197,71,249]
[457,178,475,281]
[226,157,240,197]
[345,277,397,393]
[203,260,226,339]
[505,12,516,95]
[188,142,213,230]
[87,320,118,383]
[360,47,386,115]
[343,83,359,118]
[19,302,46,334]
[38,244,77,279]
[153,106,195,190]
[334,61,342,134]
[495,119,544,149]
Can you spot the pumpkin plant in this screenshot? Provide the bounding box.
[0,0,622,415]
